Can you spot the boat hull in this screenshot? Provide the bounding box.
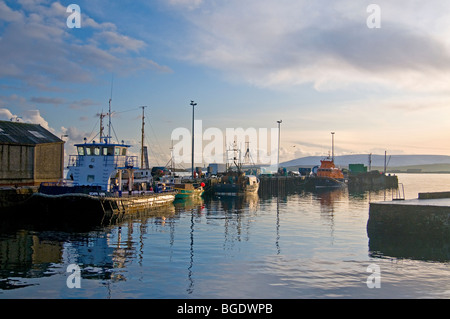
[17,190,176,226]
[175,188,204,199]
[213,183,259,196]
[314,177,347,189]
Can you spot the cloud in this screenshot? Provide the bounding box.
[30,97,66,105]
[0,94,28,109]
[22,109,52,131]
[95,31,147,53]
[0,0,171,90]
[167,0,203,10]
[0,108,15,120]
[0,107,52,131]
[61,125,87,142]
[171,0,450,92]
[69,99,101,110]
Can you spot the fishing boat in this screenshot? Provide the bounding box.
[214,172,259,196]
[213,143,260,196]
[313,132,347,189]
[174,182,204,199]
[314,157,347,188]
[33,105,176,222]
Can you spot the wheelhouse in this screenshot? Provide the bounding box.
[75,143,129,157]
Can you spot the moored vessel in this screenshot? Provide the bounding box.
[34,104,175,222]
[313,132,347,189]
[314,157,346,188]
[213,143,260,196]
[174,182,204,199]
[214,172,259,196]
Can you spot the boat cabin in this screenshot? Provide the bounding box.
[246,175,259,186]
[316,159,344,179]
[67,141,138,192]
[76,143,128,157]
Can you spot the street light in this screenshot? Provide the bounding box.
[190,100,197,179]
[331,132,335,162]
[277,120,282,171]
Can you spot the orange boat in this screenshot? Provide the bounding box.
[314,157,346,188]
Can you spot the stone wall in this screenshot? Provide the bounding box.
[34,143,64,183]
[367,202,450,239]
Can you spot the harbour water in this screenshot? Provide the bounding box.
[0,173,449,299]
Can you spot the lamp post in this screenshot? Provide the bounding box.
[140,106,147,169]
[331,132,335,162]
[190,100,197,179]
[277,120,282,171]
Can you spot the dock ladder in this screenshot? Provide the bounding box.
[392,183,405,201]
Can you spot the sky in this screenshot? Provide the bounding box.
[1,0,450,168]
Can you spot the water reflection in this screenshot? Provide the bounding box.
[0,206,177,292]
[0,230,62,290]
[368,233,450,262]
[205,194,259,214]
[0,183,448,298]
[182,194,261,295]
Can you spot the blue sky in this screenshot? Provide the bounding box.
[1,0,450,167]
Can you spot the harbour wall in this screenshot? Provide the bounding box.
[348,172,398,189]
[0,186,38,210]
[368,201,450,238]
[201,173,397,196]
[368,193,450,261]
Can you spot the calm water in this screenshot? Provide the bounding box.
[0,173,449,299]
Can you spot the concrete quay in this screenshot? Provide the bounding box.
[368,191,450,239]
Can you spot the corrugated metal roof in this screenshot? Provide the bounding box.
[0,120,62,145]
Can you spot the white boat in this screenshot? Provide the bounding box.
[35,106,175,222]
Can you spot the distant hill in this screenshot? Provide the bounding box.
[281,154,450,169]
[383,163,450,173]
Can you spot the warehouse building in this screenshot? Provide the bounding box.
[0,120,64,186]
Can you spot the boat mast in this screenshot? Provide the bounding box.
[99,112,106,142]
[170,140,175,174]
[107,75,114,144]
[108,98,112,144]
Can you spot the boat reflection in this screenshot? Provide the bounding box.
[173,196,205,212]
[205,194,259,214]
[314,187,348,212]
[184,194,260,294]
[0,205,177,291]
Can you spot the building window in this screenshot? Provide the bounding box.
[102,147,114,156]
[77,146,85,156]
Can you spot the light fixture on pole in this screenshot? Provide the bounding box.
[331,132,335,162]
[190,100,197,179]
[277,120,282,170]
